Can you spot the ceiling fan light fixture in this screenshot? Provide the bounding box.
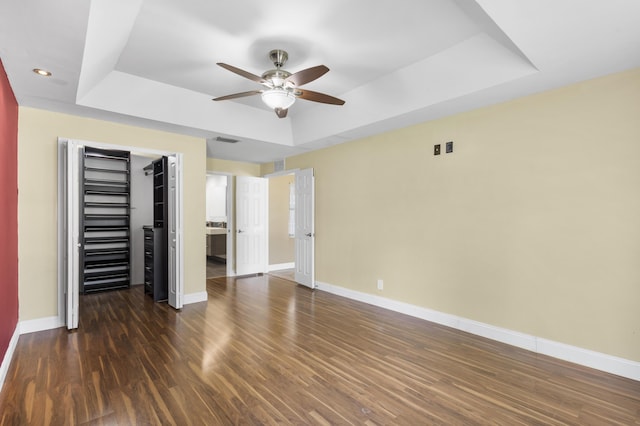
[261,88,295,110]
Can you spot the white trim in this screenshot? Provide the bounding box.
[226,175,234,277]
[265,182,269,275]
[0,325,20,392]
[19,316,64,335]
[458,317,537,351]
[184,291,208,305]
[56,141,67,330]
[536,338,640,381]
[268,262,294,272]
[316,280,640,382]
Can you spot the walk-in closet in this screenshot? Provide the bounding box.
[79,146,168,300]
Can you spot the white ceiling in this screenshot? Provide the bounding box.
[1,0,640,163]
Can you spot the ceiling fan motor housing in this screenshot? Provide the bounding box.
[269,49,288,68]
[263,50,292,88]
[261,69,292,87]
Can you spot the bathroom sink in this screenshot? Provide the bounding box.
[206,227,226,235]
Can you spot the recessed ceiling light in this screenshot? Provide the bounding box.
[33,68,52,77]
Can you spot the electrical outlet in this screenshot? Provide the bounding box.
[377,279,384,290]
[434,144,441,155]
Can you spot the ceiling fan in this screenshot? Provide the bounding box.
[213,49,345,118]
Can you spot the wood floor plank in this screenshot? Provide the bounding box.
[1,274,639,425]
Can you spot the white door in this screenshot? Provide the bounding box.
[235,176,268,275]
[294,168,315,289]
[167,155,183,309]
[59,140,81,329]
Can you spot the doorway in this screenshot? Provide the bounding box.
[266,168,315,289]
[202,169,314,287]
[267,173,296,276]
[58,138,185,330]
[205,172,232,278]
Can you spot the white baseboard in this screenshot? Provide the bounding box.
[19,316,64,335]
[0,325,20,393]
[315,280,640,382]
[184,291,208,305]
[536,338,640,381]
[268,262,294,272]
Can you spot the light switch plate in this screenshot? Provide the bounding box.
[446,141,453,153]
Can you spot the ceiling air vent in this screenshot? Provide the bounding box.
[215,136,239,144]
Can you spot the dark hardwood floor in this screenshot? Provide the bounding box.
[206,258,227,279]
[268,268,295,282]
[1,275,639,425]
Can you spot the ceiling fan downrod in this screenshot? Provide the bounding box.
[269,49,288,68]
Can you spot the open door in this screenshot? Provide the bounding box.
[58,139,81,329]
[294,168,315,289]
[235,176,268,275]
[167,154,183,309]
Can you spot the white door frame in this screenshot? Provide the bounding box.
[205,171,234,277]
[57,138,185,328]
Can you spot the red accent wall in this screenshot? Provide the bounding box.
[0,58,19,362]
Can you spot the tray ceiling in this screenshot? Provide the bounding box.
[1,0,639,163]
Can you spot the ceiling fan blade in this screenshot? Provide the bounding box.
[212,90,262,101]
[275,108,288,118]
[295,89,345,105]
[286,65,329,87]
[217,63,265,84]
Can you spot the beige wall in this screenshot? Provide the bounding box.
[286,68,640,362]
[269,174,295,265]
[18,108,207,321]
[206,158,261,176]
[260,162,275,176]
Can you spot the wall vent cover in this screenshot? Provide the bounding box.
[274,159,285,172]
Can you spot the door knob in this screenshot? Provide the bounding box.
[305,233,312,237]
[238,229,244,233]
